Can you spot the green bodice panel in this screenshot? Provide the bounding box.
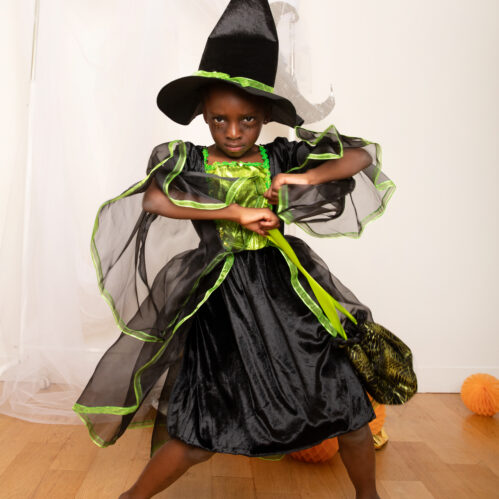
[203,145,272,251]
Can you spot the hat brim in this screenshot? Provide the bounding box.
[157,76,303,128]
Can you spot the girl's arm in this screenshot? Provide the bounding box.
[264,148,371,204]
[143,180,279,236]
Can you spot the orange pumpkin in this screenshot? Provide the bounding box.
[289,436,339,463]
[461,373,499,416]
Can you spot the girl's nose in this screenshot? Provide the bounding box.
[226,121,241,139]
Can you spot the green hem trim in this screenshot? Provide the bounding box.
[73,336,169,416]
[75,412,115,448]
[73,253,234,420]
[193,70,274,94]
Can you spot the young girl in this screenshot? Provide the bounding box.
[74,1,408,498]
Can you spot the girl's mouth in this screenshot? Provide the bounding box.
[225,144,244,152]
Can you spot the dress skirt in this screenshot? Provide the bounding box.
[166,245,375,457]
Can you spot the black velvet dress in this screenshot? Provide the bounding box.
[73,125,396,457]
[166,246,376,456]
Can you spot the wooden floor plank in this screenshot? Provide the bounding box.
[449,463,499,498]
[50,426,99,472]
[0,435,28,476]
[0,442,64,497]
[291,458,346,498]
[31,469,86,499]
[409,394,491,465]
[255,493,301,499]
[375,442,419,481]
[0,394,497,498]
[380,480,434,499]
[391,441,477,499]
[212,476,255,499]
[250,455,300,494]
[383,397,422,442]
[210,453,253,478]
[75,426,145,499]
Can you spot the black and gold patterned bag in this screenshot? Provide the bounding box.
[343,316,418,405]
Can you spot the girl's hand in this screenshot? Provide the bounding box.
[236,207,280,236]
[263,173,310,204]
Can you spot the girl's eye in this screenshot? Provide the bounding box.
[213,117,225,124]
[243,116,255,123]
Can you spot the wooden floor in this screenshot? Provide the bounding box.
[0,394,497,498]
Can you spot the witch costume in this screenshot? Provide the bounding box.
[73,0,412,458]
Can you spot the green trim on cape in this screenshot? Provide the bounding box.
[277,126,396,239]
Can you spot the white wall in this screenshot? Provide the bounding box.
[296,0,499,391]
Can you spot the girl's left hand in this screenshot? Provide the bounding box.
[263,173,309,205]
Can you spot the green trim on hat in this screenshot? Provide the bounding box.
[193,70,274,94]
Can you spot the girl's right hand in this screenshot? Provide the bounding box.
[236,207,280,236]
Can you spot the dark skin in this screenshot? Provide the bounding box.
[120,84,379,499]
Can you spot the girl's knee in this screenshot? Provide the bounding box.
[338,424,372,445]
[184,443,215,464]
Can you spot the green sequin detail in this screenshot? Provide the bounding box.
[203,146,272,250]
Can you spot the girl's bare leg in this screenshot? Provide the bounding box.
[119,437,214,499]
[337,424,380,499]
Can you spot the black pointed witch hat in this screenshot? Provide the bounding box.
[156,0,302,127]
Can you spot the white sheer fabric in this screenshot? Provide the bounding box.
[0,0,334,423]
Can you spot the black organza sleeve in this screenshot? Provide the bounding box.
[270,125,396,238]
[146,140,249,211]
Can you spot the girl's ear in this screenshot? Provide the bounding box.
[263,103,272,124]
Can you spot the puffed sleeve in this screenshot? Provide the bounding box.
[270,125,396,238]
[147,140,247,210]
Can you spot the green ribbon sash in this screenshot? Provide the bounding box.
[266,229,357,339]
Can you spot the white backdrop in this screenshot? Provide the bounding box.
[1,0,498,424]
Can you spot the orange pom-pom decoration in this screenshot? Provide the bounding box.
[461,373,499,416]
[368,395,386,435]
[289,437,339,463]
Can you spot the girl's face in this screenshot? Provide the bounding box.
[202,84,270,159]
